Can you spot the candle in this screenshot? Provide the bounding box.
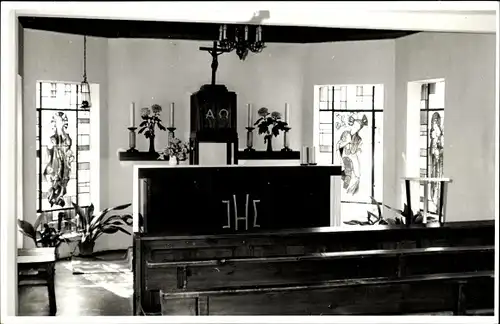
[247,103,253,127]
[169,102,175,128]
[219,25,223,40]
[244,26,249,41]
[129,102,135,127]
[223,25,227,40]
[284,103,290,125]
[309,146,317,165]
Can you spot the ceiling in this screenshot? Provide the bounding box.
[19,16,418,43]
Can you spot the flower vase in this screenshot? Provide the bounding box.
[148,135,156,153]
[169,155,178,165]
[266,136,273,152]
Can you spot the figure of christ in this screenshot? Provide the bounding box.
[429,112,444,210]
[43,112,74,207]
[335,114,369,196]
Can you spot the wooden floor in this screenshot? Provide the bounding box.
[19,252,133,316]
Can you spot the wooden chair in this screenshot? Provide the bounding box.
[18,247,57,315]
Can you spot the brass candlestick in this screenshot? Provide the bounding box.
[281,127,292,152]
[127,127,138,153]
[244,127,256,152]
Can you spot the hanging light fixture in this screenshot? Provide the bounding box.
[80,35,91,109]
[218,24,265,61]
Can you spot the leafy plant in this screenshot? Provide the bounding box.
[254,107,289,144]
[138,104,166,139]
[343,197,437,226]
[72,202,132,255]
[17,213,71,248]
[158,137,191,161]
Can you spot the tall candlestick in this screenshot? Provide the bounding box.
[169,102,175,128]
[219,25,223,40]
[129,102,135,127]
[284,103,290,125]
[247,103,253,127]
[244,26,249,41]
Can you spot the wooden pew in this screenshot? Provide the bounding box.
[18,248,57,316]
[149,246,494,315]
[134,221,495,315]
[159,271,493,315]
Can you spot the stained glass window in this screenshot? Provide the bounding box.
[36,81,93,218]
[316,84,384,223]
[419,81,445,214]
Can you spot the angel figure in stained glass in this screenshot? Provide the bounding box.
[43,111,74,207]
[335,113,369,195]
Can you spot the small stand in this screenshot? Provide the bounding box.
[281,127,292,152]
[127,127,138,153]
[167,127,176,143]
[244,127,256,152]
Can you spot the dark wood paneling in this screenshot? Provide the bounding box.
[18,16,418,43]
[139,166,340,234]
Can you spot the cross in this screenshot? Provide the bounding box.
[199,41,231,85]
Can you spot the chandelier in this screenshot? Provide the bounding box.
[218,24,266,61]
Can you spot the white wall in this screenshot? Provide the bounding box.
[23,29,110,249]
[22,29,496,251]
[395,32,496,221]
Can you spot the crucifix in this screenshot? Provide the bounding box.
[199,41,231,86]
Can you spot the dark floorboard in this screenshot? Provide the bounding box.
[19,252,133,316]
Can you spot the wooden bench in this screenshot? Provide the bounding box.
[159,271,494,315]
[149,246,494,315]
[134,222,495,315]
[18,248,57,316]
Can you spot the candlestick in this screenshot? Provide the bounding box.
[244,26,248,41]
[129,102,135,127]
[244,127,256,152]
[247,103,253,127]
[281,126,292,152]
[127,127,138,153]
[219,25,223,40]
[169,103,175,128]
[284,103,290,125]
[167,127,176,143]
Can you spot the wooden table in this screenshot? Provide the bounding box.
[18,247,57,315]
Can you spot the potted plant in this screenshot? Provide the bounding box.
[72,202,133,257]
[17,213,72,258]
[254,107,289,152]
[138,104,167,153]
[158,137,191,165]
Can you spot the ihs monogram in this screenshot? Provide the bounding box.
[221,194,260,231]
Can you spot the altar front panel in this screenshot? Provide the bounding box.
[138,166,341,234]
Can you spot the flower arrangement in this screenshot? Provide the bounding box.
[138,104,166,152]
[159,137,191,163]
[254,107,289,151]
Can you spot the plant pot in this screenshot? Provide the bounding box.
[148,135,156,153]
[78,241,95,257]
[266,136,273,152]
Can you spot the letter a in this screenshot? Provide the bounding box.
[205,109,215,119]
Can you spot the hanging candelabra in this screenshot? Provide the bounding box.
[80,35,92,109]
[218,24,266,61]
